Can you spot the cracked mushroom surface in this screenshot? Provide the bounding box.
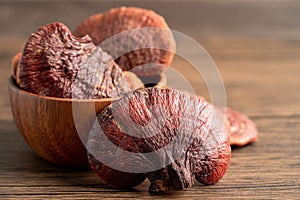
[87,88,231,192]
[74,7,175,77]
[17,22,129,99]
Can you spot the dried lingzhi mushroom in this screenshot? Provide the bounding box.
[87,88,231,192]
[222,107,258,146]
[17,22,129,98]
[204,98,258,147]
[74,7,175,78]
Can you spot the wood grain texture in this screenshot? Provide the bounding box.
[0,1,300,199]
[0,116,299,199]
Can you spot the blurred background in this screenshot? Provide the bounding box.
[1,0,300,39]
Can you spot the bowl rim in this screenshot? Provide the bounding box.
[8,76,118,102]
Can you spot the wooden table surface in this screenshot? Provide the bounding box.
[1,1,300,199]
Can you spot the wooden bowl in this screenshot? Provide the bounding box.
[8,77,112,167]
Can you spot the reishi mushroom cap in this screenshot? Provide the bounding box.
[18,22,129,99]
[74,7,176,77]
[222,107,258,146]
[87,87,231,192]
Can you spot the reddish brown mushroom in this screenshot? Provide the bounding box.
[87,88,231,192]
[17,22,128,99]
[74,7,175,78]
[222,107,258,146]
[199,96,258,147]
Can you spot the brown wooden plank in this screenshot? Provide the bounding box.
[0,115,299,199]
[167,38,300,116]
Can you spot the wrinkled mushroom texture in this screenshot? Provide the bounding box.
[87,88,231,192]
[74,7,176,77]
[222,107,258,147]
[18,22,128,98]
